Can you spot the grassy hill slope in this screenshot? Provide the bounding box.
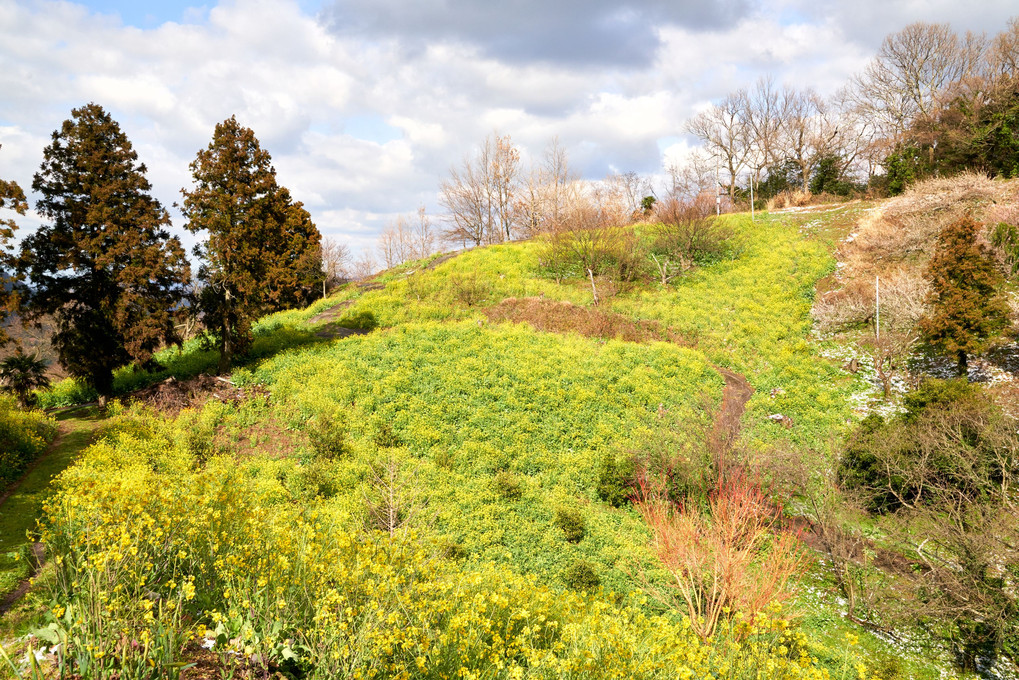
[4,205,932,679]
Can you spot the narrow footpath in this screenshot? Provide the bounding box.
[0,409,101,617]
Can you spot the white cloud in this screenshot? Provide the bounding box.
[1,0,1018,258]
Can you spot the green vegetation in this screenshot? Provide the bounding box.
[10,203,989,679]
[0,352,51,408]
[0,408,93,600]
[0,397,57,490]
[33,407,840,680]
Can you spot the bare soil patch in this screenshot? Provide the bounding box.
[128,374,266,414]
[710,367,753,454]
[484,297,695,345]
[307,299,354,325]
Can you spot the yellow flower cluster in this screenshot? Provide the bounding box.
[38,408,844,680]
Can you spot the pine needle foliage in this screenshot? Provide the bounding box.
[180,116,323,373]
[18,103,190,399]
[919,216,1008,376]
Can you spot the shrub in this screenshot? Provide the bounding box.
[299,458,338,499]
[536,225,646,287]
[901,377,984,422]
[554,506,586,543]
[372,420,402,449]
[563,560,600,591]
[307,409,351,460]
[447,272,491,307]
[338,309,378,330]
[0,350,51,407]
[596,453,635,507]
[636,473,804,641]
[839,379,1018,512]
[493,470,523,500]
[647,201,734,284]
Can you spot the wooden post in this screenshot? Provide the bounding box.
[875,275,880,340]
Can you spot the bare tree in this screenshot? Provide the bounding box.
[848,22,985,141]
[743,76,786,188]
[665,148,716,206]
[440,132,520,247]
[543,137,574,229]
[514,163,549,237]
[512,137,582,236]
[377,216,414,269]
[410,207,436,260]
[351,250,377,280]
[320,237,351,292]
[611,171,653,220]
[492,135,520,241]
[987,16,1019,79]
[777,87,842,189]
[686,92,752,204]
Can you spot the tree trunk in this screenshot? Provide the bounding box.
[957,350,968,378]
[218,320,233,374]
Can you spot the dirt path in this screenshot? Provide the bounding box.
[307,299,354,326]
[0,415,99,617]
[710,367,754,454]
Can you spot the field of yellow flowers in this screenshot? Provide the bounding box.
[5,209,888,679]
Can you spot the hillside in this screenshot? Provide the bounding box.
[3,190,1019,679]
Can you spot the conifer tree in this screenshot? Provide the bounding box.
[0,145,26,347]
[919,216,1008,376]
[18,103,190,400]
[180,116,322,373]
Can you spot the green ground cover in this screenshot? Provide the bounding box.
[15,207,943,678]
[0,408,97,600]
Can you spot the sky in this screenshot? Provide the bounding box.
[1,0,1017,257]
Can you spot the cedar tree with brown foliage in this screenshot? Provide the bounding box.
[0,145,26,347]
[919,216,1008,376]
[179,116,322,373]
[18,104,190,401]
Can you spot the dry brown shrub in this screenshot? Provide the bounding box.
[852,174,1006,265]
[635,473,804,641]
[766,189,813,211]
[812,279,875,333]
[984,200,1019,229]
[813,267,931,335]
[484,297,692,345]
[128,374,260,413]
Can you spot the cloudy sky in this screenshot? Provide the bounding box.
[1,0,1017,256]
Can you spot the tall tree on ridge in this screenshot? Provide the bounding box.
[179,115,322,373]
[18,104,190,402]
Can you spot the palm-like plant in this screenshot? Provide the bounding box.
[0,350,51,407]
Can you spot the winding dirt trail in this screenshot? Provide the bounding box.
[710,366,754,454]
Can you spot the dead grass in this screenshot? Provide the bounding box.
[767,189,814,211]
[813,173,1019,335]
[483,297,695,345]
[813,266,931,334]
[853,173,1006,264]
